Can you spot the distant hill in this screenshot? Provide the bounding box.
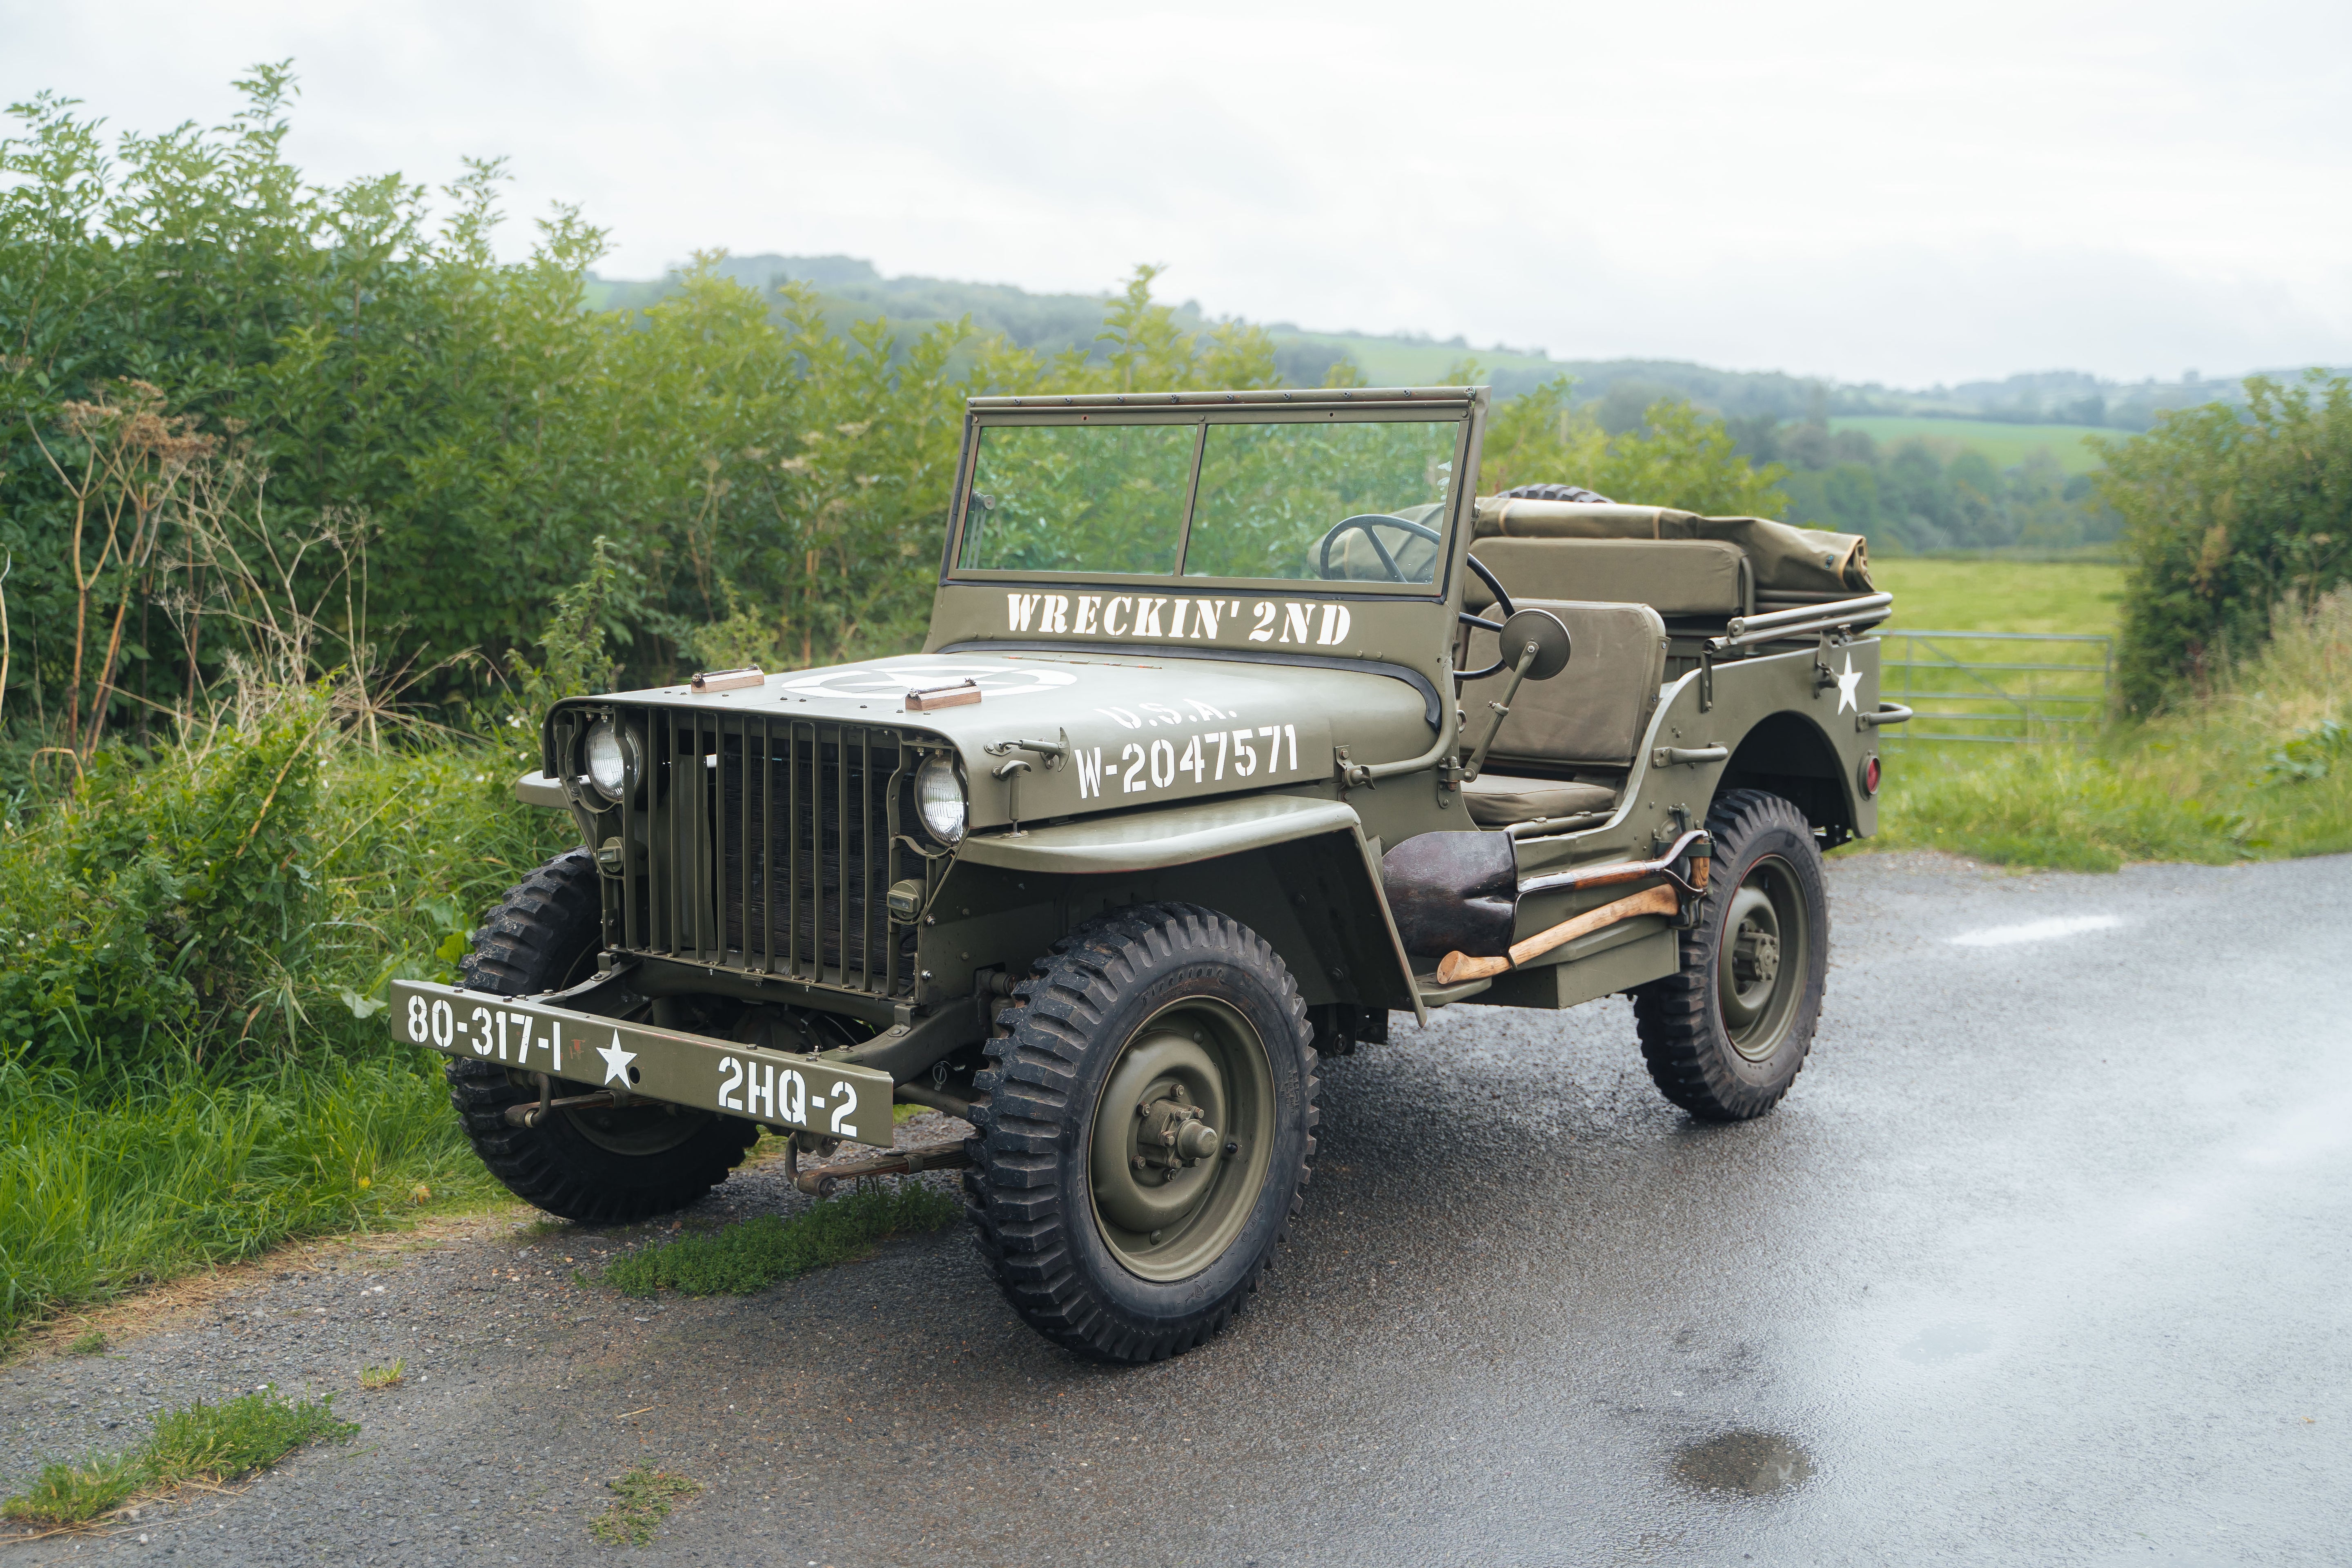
[584,254,2345,434]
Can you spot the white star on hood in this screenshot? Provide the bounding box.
[597,1031,637,1086]
[1835,653,1863,715]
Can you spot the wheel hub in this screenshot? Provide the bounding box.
[1132,1085,1222,1180]
[1715,859,1806,1064]
[1732,924,1780,990]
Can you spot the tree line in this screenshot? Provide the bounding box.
[1728,419,2120,553]
[0,69,1310,754]
[4,65,2341,750]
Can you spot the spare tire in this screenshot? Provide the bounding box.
[1499,482,1615,504]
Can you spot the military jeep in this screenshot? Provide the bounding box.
[390,385,1905,1362]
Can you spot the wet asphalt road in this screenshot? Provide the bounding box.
[3,850,2348,1566]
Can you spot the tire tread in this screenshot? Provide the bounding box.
[1630,789,1826,1122]
[445,849,755,1224]
[961,902,1318,1363]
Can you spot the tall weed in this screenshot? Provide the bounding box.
[0,696,568,1338]
[0,1053,496,1339]
[1875,588,2352,868]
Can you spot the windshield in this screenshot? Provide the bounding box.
[956,415,1460,585]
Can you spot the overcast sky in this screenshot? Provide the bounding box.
[9,0,2349,386]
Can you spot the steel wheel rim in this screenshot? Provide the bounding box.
[547,945,710,1156]
[565,1100,710,1156]
[1088,998,1275,1283]
[1717,855,1805,1063]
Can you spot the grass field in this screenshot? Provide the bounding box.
[1270,332,1558,387]
[1867,590,2352,870]
[1872,558,2125,635]
[1827,416,2112,476]
[1865,560,2121,748]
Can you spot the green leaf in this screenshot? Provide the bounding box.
[336,987,388,1020]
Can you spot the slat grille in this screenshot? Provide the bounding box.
[587,708,912,994]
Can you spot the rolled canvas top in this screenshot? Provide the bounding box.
[1470,497,1873,596]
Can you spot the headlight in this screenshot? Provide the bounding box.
[915,754,967,845]
[584,717,631,804]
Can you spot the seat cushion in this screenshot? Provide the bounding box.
[1460,599,1669,767]
[1466,537,1746,617]
[1461,774,1618,827]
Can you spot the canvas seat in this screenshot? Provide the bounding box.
[1455,598,1670,826]
[1461,773,1618,828]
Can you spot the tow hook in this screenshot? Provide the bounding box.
[502,1073,619,1128]
[792,1140,973,1199]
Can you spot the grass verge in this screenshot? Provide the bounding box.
[0,1055,499,1346]
[0,1387,354,1529]
[603,1183,962,1298]
[1869,591,2352,870]
[590,1465,702,1546]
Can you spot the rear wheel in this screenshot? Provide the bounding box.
[966,904,1318,1363]
[1630,791,1829,1120]
[445,849,757,1223]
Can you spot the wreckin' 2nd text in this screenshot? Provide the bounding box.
[1006,592,1355,647]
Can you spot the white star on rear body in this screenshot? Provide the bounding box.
[1835,653,1863,714]
[597,1031,637,1085]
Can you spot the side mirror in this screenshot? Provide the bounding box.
[1498,607,1572,680]
[1464,608,1572,782]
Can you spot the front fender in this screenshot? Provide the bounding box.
[957,793,1358,873]
[955,792,1425,1024]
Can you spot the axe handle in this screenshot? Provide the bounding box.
[1436,883,1682,985]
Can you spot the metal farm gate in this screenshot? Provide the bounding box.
[1876,630,2113,745]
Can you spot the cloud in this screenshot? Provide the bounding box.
[7,0,2350,382]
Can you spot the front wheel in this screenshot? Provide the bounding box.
[445,848,757,1223]
[966,904,1319,1363]
[1630,790,1830,1120]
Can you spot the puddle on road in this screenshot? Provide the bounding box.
[1949,913,2123,948]
[1899,1321,1995,1364]
[1674,1430,1815,1497]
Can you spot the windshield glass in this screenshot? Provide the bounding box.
[1183,419,1456,582]
[956,422,1195,575]
[954,415,1461,584]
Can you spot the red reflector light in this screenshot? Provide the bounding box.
[1863,755,1882,796]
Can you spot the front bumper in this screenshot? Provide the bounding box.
[388,978,898,1149]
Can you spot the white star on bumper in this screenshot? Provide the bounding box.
[597,1030,637,1086]
[1835,653,1863,714]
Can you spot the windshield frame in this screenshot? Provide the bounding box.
[941,390,1481,599]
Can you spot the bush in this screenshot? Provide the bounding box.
[2099,372,2352,713]
[0,690,570,1076]
[0,693,325,1073]
[1874,588,2352,869]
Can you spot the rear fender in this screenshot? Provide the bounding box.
[1719,709,1862,842]
[1636,641,1876,845]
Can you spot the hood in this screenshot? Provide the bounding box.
[586,649,1436,830]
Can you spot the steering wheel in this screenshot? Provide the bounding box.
[1319,512,1439,582]
[1317,513,1519,683]
[1455,554,1519,681]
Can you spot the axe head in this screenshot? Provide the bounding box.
[1381,831,1518,958]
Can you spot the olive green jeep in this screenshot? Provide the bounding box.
[390,385,1906,1361]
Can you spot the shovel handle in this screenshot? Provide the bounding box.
[1435,882,1682,985]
